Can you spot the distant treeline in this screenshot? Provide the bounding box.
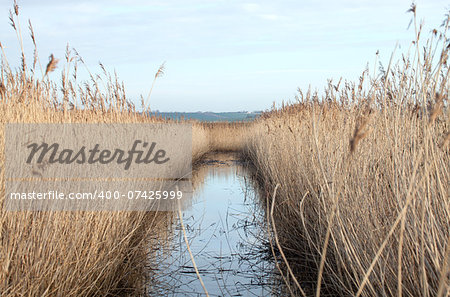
[150,111,262,122]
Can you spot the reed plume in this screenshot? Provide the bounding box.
[45,54,58,76]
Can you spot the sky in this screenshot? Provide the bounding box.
[0,1,448,111]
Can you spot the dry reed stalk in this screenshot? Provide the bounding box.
[143,62,165,113]
[177,199,210,297]
[266,206,297,297]
[28,20,43,76]
[436,234,450,297]
[270,184,307,297]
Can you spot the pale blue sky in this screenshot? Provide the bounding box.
[0,1,448,111]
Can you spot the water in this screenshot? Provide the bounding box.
[148,153,282,296]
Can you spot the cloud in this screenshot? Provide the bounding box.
[242,3,261,13]
[259,14,288,21]
[1,0,448,111]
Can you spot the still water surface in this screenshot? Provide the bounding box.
[148,153,282,296]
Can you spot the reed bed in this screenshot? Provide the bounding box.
[245,10,449,297]
[200,121,253,153]
[0,3,212,296]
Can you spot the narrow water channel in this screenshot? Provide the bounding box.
[148,153,283,296]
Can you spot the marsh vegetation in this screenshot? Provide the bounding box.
[0,2,449,296]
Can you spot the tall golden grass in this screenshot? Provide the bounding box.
[200,121,252,153]
[0,3,212,296]
[0,4,252,295]
[245,9,449,296]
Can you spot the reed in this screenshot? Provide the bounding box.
[0,4,209,296]
[244,11,449,296]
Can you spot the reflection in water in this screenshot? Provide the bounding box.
[147,153,282,296]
